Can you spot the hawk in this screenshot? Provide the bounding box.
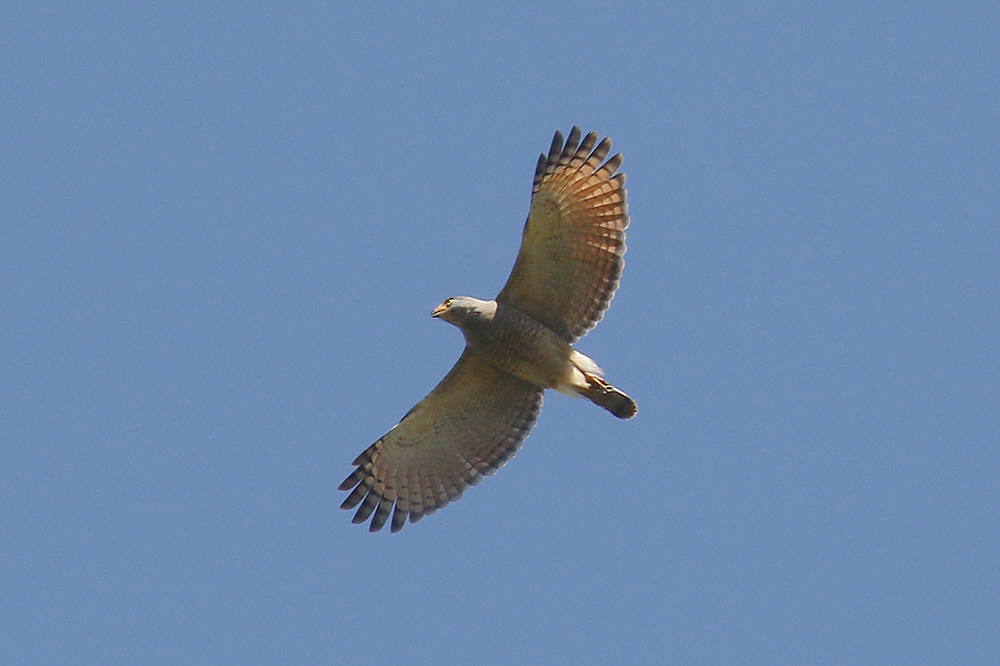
[340,127,636,532]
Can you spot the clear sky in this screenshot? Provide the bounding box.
[2,2,998,664]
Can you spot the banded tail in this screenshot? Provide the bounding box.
[582,374,637,420]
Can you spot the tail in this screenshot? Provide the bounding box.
[582,373,637,420]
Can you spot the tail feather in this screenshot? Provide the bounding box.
[582,374,637,419]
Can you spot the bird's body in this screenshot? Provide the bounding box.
[439,297,578,393]
[341,127,636,532]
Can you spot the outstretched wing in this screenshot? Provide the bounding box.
[497,127,629,342]
[339,349,543,533]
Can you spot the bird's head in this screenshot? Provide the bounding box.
[431,296,496,328]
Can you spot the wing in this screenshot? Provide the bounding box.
[339,349,543,533]
[497,127,629,342]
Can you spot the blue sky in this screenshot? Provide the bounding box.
[2,2,998,664]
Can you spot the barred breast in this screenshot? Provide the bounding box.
[470,302,574,390]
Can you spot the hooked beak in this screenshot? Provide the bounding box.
[431,304,447,318]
